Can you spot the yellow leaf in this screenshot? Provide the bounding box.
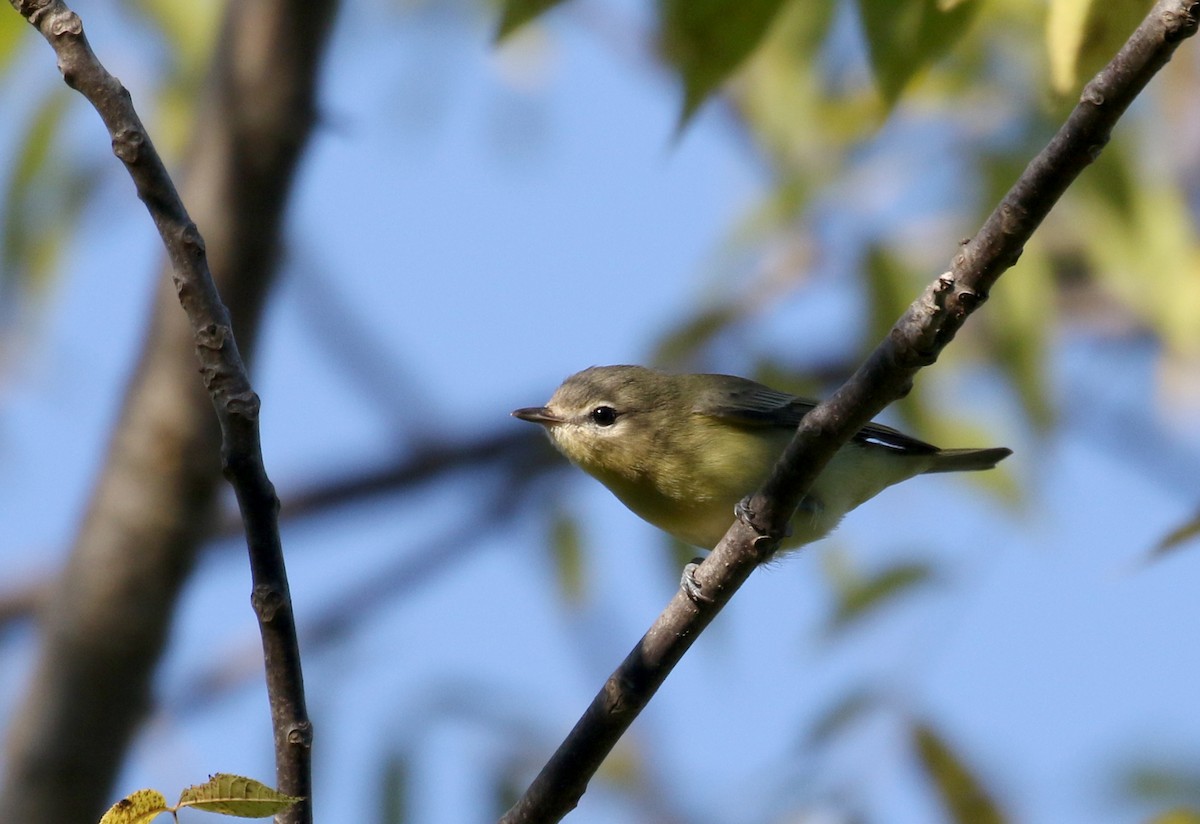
[1147,809,1200,824]
[1047,0,1094,93]
[1047,0,1150,94]
[98,789,169,824]
[176,774,302,818]
[0,9,24,74]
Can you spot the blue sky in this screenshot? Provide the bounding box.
[3,1,1200,823]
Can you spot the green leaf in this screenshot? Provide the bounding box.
[1132,508,1200,561]
[1072,140,1200,358]
[1124,762,1200,806]
[983,239,1055,430]
[549,508,586,604]
[176,773,302,818]
[495,0,569,41]
[651,305,741,369]
[806,688,881,746]
[1151,509,1200,557]
[864,246,922,346]
[824,550,935,631]
[2,88,73,295]
[856,0,980,105]
[658,0,790,125]
[912,721,1006,824]
[97,790,169,824]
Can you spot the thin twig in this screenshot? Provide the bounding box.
[8,0,315,820]
[500,1,1200,820]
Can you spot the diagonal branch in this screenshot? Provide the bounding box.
[500,1,1200,821]
[1,2,335,823]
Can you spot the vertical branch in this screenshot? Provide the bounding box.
[2,1,336,823]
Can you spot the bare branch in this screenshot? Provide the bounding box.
[1,1,335,822]
[500,1,1200,820]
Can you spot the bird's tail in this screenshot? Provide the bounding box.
[923,447,1012,474]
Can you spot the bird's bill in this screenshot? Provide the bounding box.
[512,406,563,425]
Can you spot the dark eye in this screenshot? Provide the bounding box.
[590,406,618,426]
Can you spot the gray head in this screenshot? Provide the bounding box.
[512,365,683,475]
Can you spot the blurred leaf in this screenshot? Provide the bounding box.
[495,0,568,41]
[380,753,408,824]
[494,761,527,821]
[834,251,1023,496]
[1073,141,1200,358]
[1147,809,1200,824]
[1152,511,1200,556]
[1047,0,1096,94]
[595,739,643,790]
[652,304,742,369]
[912,721,1006,824]
[658,0,791,126]
[128,0,223,156]
[0,9,25,74]
[856,0,980,105]
[733,0,851,175]
[822,548,935,631]
[1124,763,1200,807]
[2,88,72,295]
[864,246,922,346]
[983,239,1055,430]
[749,358,827,399]
[549,507,586,604]
[806,688,882,746]
[1047,0,1150,95]
[1077,135,1138,223]
[130,0,222,73]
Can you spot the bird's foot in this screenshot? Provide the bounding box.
[680,558,716,606]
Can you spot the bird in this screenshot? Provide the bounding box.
[513,365,1010,550]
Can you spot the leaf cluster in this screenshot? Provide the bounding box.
[99,775,300,824]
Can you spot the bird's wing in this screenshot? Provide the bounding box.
[694,374,939,455]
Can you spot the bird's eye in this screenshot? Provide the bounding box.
[590,406,618,427]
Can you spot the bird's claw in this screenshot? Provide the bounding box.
[680,558,716,605]
[735,497,790,560]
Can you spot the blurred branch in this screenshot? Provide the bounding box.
[0,571,48,631]
[0,431,559,635]
[174,457,549,716]
[0,1,335,822]
[220,429,557,535]
[500,2,1200,821]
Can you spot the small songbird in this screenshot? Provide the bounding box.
[513,365,1010,550]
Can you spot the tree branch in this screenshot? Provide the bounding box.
[499,1,1200,820]
[0,1,335,822]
